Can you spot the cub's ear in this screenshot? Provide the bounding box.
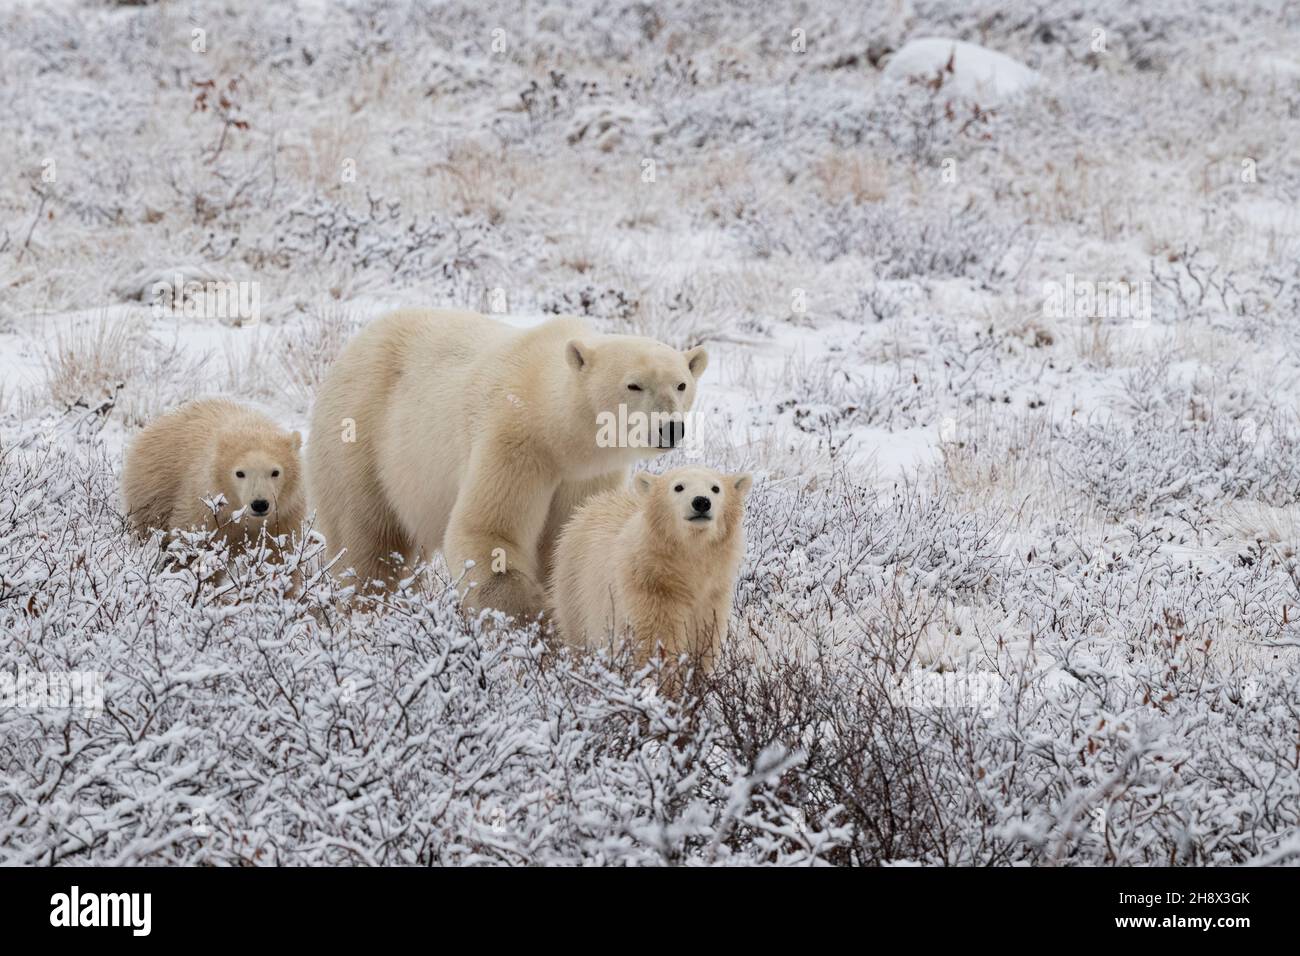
[684,346,708,379]
[732,473,753,496]
[633,472,656,495]
[566,340,591,372]
[290,431,303,452]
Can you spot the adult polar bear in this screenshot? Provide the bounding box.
[308,308,707,619]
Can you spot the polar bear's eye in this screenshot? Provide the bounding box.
[712,485,720,493]
[677,382,686,391]
[674,484,684,492]
[235,471,245,479]
[271,469,280,478]
[627,384,642,391]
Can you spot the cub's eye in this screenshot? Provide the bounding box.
[235,471,245,479]
[677,382,686,391]
[712,485,720,493]
[271,469,280,478]
[627,384,642,391]
[674,484,684,493]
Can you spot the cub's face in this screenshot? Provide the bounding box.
[635,466,753,545]
[213,433,302,529]
[567,336,708,456]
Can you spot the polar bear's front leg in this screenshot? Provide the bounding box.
[443,450,556,623]
[536,469,628,589]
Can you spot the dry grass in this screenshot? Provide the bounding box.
[936,408,1112,537]
[429,142,524,224]
[810,151,891,205]
[219,327,282,401]
[276,302,362,412]
[38,310,147,408]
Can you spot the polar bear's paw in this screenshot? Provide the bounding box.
[464,568,548,627]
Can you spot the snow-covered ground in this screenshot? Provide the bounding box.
[2,0,1299,865]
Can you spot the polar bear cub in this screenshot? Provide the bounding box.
[122,398,305,551]
[549,466,751,670]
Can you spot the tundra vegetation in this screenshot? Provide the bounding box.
[1,0,1298,864]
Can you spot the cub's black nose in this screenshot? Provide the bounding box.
[691,496,711,514]
[251,499,270,515]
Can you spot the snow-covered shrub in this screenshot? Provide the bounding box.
[1150,246,1269,327]
[540,283,639,323]
[836,283,921,323]
[4,433,1300,865]
[909,0,1239,72]
[867,60,1009,166]
[772,357,929,438]
[262,193,500,284]
[1051,410,1300,519]
[739,477,1007,609]
[707,618,1300,864]
[738,199,1023,282]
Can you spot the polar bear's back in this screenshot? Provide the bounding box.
[310,308,589,456]
[306,307,598,583]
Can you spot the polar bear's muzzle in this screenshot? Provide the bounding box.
[686,494,713,522]
[657,418,685,449]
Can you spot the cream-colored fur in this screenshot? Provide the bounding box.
[122,399,305,552]
[549,466,751,670]
[306,308,707,619]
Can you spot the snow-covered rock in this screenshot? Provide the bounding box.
[883,37,1039,103]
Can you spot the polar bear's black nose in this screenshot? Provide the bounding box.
[691,496,711,514]
[251,499,270,515]
[659,419,684,448]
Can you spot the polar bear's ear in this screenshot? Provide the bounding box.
[290,431,303,452]
[566,340,591,372]
[633,472,656,495]
[684,346,709,379]
[732,473,753,496]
